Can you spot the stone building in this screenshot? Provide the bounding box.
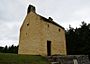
[18,5,67,56]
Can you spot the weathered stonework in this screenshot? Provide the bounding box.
[47,55,90,64]
[18,5,67,56]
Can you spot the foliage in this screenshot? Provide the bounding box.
[0,45,18,54]
[66,21,90,55]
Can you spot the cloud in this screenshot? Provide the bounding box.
[0,0,27,46]
[26,0,90,26]
[0,40,18,47]
[0,0,90,46]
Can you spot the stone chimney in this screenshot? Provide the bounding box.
[27,5,36,14]
[48,17,53,21]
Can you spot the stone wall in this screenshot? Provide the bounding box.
[47,55,90,64]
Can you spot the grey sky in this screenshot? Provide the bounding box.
[0,0,90,46]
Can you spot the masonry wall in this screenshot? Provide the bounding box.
[41,19,67,55]
[18,11,67,56]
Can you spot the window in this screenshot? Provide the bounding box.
[58,29,60,32]
[48,24,49,27]
[27,23,29,26]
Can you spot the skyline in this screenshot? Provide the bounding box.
[0,0,90,46]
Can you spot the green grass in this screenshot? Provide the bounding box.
[0,53,50,64]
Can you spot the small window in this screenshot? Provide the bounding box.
[48,24,49,27]
[58,29,60,32]
[27,23,29,26]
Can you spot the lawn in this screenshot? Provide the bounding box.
[0,53,50,64]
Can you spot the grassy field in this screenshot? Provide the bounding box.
[0,53,50,64]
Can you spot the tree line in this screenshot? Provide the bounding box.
[0,45,18,54]
[66,21,90,55]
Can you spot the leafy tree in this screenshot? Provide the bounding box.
[0,45,18,54]
[66,21,90,55]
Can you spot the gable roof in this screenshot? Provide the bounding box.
[27,5,65,30]
[38,15,65,30]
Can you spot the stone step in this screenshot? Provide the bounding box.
[51,62,59,64]
[46,55,90,64]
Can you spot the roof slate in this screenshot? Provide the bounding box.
[38,15,65,30]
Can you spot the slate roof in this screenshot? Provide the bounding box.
[27,5,65,30]
[38,15,65,30]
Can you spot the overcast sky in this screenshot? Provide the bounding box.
[0,0,90,47]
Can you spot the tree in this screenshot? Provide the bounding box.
[0,45,18,54]
[66,21,90,55]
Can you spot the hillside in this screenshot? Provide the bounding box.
[0,53,50,64]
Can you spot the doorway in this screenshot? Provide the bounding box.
[47,41,51,56]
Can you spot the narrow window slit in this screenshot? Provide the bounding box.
[27,23,29,26]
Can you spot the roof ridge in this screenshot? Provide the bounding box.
[37,14,64,30]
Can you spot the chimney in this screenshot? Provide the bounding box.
[27,5,36,14]
[48,17,53,21]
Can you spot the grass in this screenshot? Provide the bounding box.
[0,53,50,64]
